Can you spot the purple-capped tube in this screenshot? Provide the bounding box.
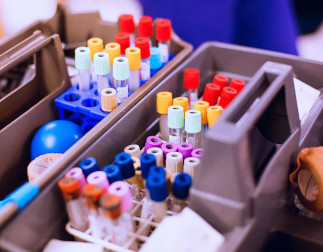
[191,148,203,159]
[144,136,162,153]
[161,142,178,158]
[87,171,110,192]
[177,143,193,160]
[65,167,87,192]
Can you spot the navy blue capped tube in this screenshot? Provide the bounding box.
[79,157,100,177]
[172,172,192,200]
[147,174,168,202]
[114,152,135,179]
[148,165,166,179]
[103,164,123,184]
[140,153,156,179]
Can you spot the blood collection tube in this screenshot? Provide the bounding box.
[113,57,129,103]
[202,83,221,106]
[140,153,156,180]
[124,144,141,159]
[191,148,203,159]
[194,101,209,132]
[171,173,192,213]
[75,47,91,91]
[146,174,169,223]
[94,52,110,95]
[177,142,194,160]
[125,47,141,92]
[161,142,178,159]
[183,157,200,178]
[131,157,145,191]
[147,147,164,167]
[183,110,202,149]
[150,47,162,70]
[156,19,172,63]
[207,105,223,128]
[58,177,88,231]
[156,91,173,141]
[173,97,189,117]
[65,167,87,192]
[103,164,123,184]
[212,74,229,91]
[79,157,100,177]
[119,14,136,45]
[166,152,183,176]
[87,38,104,81]
[134,37,151,81]
[184,68,200,109]
[230,78,246,94]
[83,184,105,238]
[144,136,162,153]
[218,87,238,109]
[138,15,153,46]
[87,171,110,192]
[105,42,121,87]
[115,33,130,56]
[101,88,118,112]
[168,105,184,144]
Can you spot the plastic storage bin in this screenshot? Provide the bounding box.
[0,42,322,251]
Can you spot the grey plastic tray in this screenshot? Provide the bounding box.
[0,42,322,251]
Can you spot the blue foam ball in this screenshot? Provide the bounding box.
[31,120,85,160]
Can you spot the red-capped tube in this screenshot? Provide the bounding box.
[156,19,172,42]
[138,16,153,38]
[184,68,200,90]
[230,79,246,94]
[115,33,130,55]
[119,14,135,33]
[202,83,221,106]
[212,75,229,91]
[134,37,150,59]
[218,87,238,109]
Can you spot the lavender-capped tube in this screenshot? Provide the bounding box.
[144,136,162,153]
[161,142,178,158]
[177,143,193,160]
[191,148,203,159]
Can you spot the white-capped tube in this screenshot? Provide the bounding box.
[75,47,91,91]
[166,152,183,175]
[183,157,200,178]
[124,144,141,159]
[147,147,164,167]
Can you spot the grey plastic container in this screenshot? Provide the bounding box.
[0,42,322,251]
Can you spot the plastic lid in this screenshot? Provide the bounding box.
[79,157,100,177]
[94,52,110,75]
[87,171,109,191]
[177,142,194,160]
[150,47,162,70]
[148,165,166,178]
[58,177,81,200]
[103,164,123,184]
[105,43,121,66]
[87,38,104,60]
[173,97,189,116]
[113,57,129,81]
[207,106,223,127]
[115,33,130,55]
[230,79,246,94]
[172,173,192,199]
[184,68,200,90]
[125,47,141,70]
[65,167,86,190]
[161,142,178,157]
[147,174,168,202]
[202,83,221,106]
[134,37,150,59]
[218,87,238,109]
[75,47,91,70]
[184,110,201,134]
[124,144,141,158]
[168,106,184,129]
[156,19,172,42]
[140,153,156,179]
[144,136,162,153]
[191,148,203,159]
[119,14,135,33]
[100,193,121,219]
[138,15,153,37]
[83,184,104,209]
[156,91,173,114]
[114,152,135,179]
[101,88,118,112]
[212,75,229,90]
[108,181,133,211]
[193,101,209,124]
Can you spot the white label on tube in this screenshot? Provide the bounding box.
[169,134,180,144]
[117,86,128,103]
[159,43,169,63]
[189,92,198,109]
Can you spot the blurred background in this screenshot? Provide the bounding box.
[0,0,322,61]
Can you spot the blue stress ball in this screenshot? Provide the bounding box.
[31,120,85,160]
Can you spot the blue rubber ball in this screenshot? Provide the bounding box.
[31,120,85,160]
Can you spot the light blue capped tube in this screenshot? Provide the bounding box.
[113,57,129,103]
[168,105,184,144]
[183,110,202,149]
[150,47,162,70]
[75,47,91,91]
[94,52,110,96]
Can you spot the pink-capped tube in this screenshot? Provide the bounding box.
[87,171,109,192]
[177,143,193,160]
[108,181,133,212]
[65,167,87,191]
[191,148,203,159]
[144,136,162,153]
[161,142,178,158]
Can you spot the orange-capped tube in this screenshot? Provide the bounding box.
[157,91,173,141]
[173,97,189,117]
[84,184,105,210]
[193,101,209,125]
[207,106,223,128]
[100,193,122,220]
[105,42,121,87]
[126,47,141,92]
[87,38,104,60]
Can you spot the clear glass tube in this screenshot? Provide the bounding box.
[129,34,135,45]
[140,58,151,81]
[129,70,140,92]
[187,89,198,109]
[152,201,167,223]
[97,75,109,95]
[108,66,114,88]
[168,128,183,144]
[171,197,187,213]
[158,41,170,63]
[88,209,105,238]
[78,69,91,91]
[159,114,168,141]
[116,79,129,103]
[183,131,202,149]
[65,198,88,231]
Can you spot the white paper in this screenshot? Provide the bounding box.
[43,239,103,252]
